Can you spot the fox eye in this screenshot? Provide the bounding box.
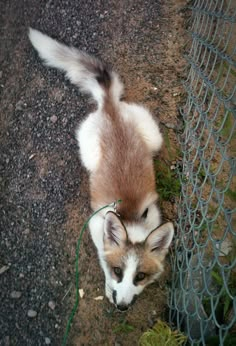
[113,267,122,277]
[135,272,146,281]
[142,208,148,219]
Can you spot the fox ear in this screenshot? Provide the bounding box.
[104,211,127,248]
[145,222,174,259]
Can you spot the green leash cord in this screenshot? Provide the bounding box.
[62,199,122,346]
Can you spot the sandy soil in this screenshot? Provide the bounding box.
[0,0,186,345]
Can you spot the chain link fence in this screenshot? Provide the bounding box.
[169,0,236,345]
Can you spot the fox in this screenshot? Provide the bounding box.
[29,28,174,311]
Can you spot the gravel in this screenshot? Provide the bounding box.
[1,0,88,343]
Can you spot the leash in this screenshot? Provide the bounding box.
[62,199,122,346]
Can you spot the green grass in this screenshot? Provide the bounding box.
[203,241,236,321]
[225,188,236,202]
[211,269,234,318]
[112,319,135,334]
[163,128,174,161]
[198,168,206,181]
[220,110,235,139]
[155,160,181,202]
[206,334,236,346]
[222,61,236,78]
[214,60,236,98]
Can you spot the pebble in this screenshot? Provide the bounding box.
[50,115,58,123]
[165,122,176,129]
[0,265,10,275]
[62,117,68,126]
[216,238,232,256]
[45,337,51,344]
[29,153,36,160]
[147,310,158,327]
[15,100,25,111]
[94,296,104,301]
[27,309,37,318]
[48,300,56,310]
[10,291,22,299]
[79,289,84,298]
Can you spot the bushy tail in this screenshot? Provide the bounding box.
[28,28,123,107]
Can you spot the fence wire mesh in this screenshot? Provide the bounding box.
[169,0,236,345]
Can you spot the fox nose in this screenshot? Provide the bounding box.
[117,304,129,312]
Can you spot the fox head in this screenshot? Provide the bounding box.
[103,211,174,311]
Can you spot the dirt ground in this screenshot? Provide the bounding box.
[0,0,186,345]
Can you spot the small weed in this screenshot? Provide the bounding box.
[198,168,206,181]
[220,110,235,139]
[155,160,181,201]
[211,270,233,317]
[225,188,236,202]
[113,319,135,334]
[209,241,236,321]
[139,320,187,346]
[202,240,236,324]
[104,306,116,319]
[206,334,236,346]
[222,61,236,78]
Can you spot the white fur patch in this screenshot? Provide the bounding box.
[89,213,104,252]
[110,72,124,103]
[114,252,143,306]
[120,102,163,153]
[76,111,102,172]
[126,223,149,243]
[143,203,161,231]
[123,253,139,279]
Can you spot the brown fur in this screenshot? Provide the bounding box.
[90,98,156,221]
[105,241,163,284]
